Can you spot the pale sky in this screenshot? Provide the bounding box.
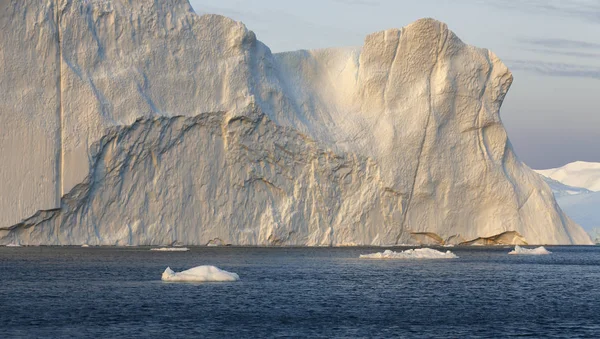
[190,0,600,169]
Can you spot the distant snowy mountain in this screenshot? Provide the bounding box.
[536,162,600,243]
[536,161,600,192]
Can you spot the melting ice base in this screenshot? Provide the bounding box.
[161,266,240,282]
[359,248,458,259]
[508,245,551,255]
[150,247,190,252]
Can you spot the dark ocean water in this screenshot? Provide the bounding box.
[1,246,599,338]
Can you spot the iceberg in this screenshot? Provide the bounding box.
[360,248,458,259]
[0,1,592,246]
[536,161,600,192]
[161,266,240,282]
[150,247,190,252]
[4,243,21,247]
[508,245,551,255]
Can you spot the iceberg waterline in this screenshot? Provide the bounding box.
[161,266,240,282]
[360,248,459,259]
[508,245,552,255]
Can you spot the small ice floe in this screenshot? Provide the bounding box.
[5,243,21,247]
[359,248,458,259]
[150,247,190,252]
[508,245,551,255]
[206,238,225,247]
[161,266,240,282]
[81,244,90,248]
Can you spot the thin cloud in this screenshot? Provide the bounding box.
[470,0,600,24]
[524,48,600,59]
[519,38,600,59]
[532,1,600,24]
[506,59,600,80]
[521,38,600,50]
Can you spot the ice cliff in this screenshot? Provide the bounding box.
[0,0,592,245]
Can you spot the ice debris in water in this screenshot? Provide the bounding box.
[161,266,240,282]
[5,243,21,247]
[508,245,551,255]
[359,248,458,259]
[150,247,190,252]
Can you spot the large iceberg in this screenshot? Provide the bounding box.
[360,248,458,259]
[161,266,240,282]
[508,245,551,255]
[0,0,592,246]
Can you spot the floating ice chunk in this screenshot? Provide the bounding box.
[5,243,21,247]
[81,244,90,248]
[206,238,225,246]
[161,266,240,282]
[359,248,458,259]
[150,247,190,252]
[508,245,551,255]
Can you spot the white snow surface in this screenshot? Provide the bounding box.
[0,1,592,246]
[536,161,600,192]
[150,247,190,252]
[508,245,551,255]
[360,248,458,259]
[161,266,240,282]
